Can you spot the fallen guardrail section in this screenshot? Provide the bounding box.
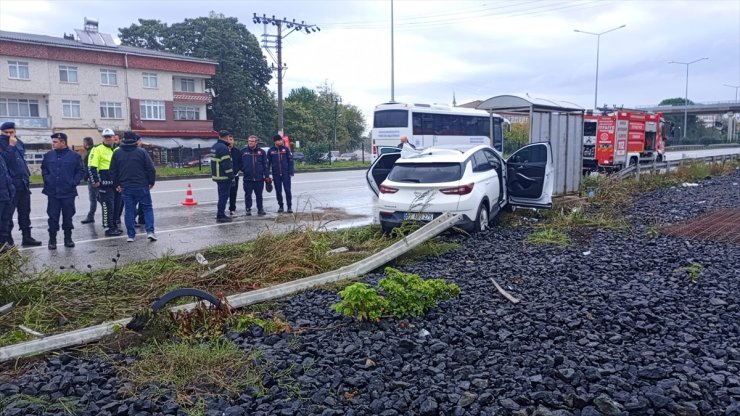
[614,153,740,180]
[0,213,463,362]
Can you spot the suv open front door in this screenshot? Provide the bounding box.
[505,142,554,208]
[366,147,402,197]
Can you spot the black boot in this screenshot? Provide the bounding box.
[21,230,42,247]
[64,230,75,248]
[48,232,57,250]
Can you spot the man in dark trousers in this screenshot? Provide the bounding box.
[211,130,235,222]
[267,134,294,213]
[110,132,157,242]
[227,134,242,216]
[240,135,269,216]
[88,129,122,236]
[41,133,84,250]
[0,152,14,252]
[81,136,98,224]
[0,121,42,246]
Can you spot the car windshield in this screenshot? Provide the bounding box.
[387,162,462,183]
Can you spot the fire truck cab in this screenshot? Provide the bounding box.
[583,111,670,171]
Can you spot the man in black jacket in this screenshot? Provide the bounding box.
[81,136,98,224]
[241,135,269,216]
[227,134,242,216]
[41,133,84,249]
[0,152,14,252]
[211,130,235,222]
[110,132,157,242]
[0,121,42,246]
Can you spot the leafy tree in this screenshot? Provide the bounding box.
[283,84,366,151]
[658,97,717,141]
[118,13,276,140]
[504,122,530,155]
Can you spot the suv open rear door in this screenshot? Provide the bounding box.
[366,147,402,197]
[505,142,554,208]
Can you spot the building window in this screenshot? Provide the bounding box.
[100,69,118,86]
[62,100,81,118]
[180,78,195,92]
[0,98,40,117]
[143,72,157,88]
[8,61,30,79]
[174,106,200,120]
[59,65,78,83]
[140,100,165,120]
[100,102,123,119]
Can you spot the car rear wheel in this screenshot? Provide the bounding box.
[474,202,490,233]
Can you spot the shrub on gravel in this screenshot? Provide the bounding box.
[331,267,460,321]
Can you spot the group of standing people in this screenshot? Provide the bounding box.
[211,131,294,222]
[0,122,157,253]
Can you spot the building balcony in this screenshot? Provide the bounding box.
[3,117,50,129]
[135,119,217,137]
[173,92,212,104]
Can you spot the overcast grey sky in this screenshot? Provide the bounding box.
[2,0,739,125]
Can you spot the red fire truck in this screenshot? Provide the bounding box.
[583,111,671,171]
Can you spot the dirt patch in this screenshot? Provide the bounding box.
[273,207,366,224]
[663,208,740,244]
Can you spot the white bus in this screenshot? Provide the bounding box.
[371,102,506,158]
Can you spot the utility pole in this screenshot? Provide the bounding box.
[253,14,320,134]
[332,95,342,165]
[669,58,708,139]
[574,25,626,111]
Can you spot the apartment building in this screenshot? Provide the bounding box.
[0,19,218,165]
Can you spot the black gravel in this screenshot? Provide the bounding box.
[2,170,740,416]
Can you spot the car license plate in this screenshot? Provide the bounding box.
[403,212,434,221]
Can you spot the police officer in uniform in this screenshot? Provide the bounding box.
[0,151,14,252]
[0,121,42,246]
[41,133,84,250]
[211,130,235,222]
[267,134,294,213]
[241,135,269,216]
[88,129,122,236]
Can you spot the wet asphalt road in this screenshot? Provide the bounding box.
[12,147,740,272]
[16,169,375,272]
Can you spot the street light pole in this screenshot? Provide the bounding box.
[574,24,626,111]
[724,83,740,101]
[669,58,709,139]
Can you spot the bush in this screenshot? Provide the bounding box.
[302,142,331,164]
[331,267,460,321]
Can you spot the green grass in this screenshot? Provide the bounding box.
[118,339,268,405]
[526,228,572,247]
[0,224,415,347]
[0,394,77,415]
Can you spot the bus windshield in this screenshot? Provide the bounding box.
[374,110,409,128]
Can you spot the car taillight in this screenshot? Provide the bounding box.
[440,183,474,195]
[379,183,398,194]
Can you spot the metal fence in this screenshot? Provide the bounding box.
[614,153,740,180]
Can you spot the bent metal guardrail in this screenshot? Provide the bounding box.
[0,213,463,362]
[614,153,740,180]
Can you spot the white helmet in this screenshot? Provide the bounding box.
[102,128,115,137]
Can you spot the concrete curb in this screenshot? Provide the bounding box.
[0,213,462,362]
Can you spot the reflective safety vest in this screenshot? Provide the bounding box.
[210,139,234,182]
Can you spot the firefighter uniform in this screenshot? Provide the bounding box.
[241,144,269,215]
[88,141,121,235]
[210,131,235,222]
[0,154,15,252]
[267,135,294,213]
[41,133,84,249]
[0,121,42,246]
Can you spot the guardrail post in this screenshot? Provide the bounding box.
[636,161,640,180]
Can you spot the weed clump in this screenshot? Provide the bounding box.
[331,267,460,321]
[526,228,572,247]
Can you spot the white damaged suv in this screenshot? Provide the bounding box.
[366,143,554,233]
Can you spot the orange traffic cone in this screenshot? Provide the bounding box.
[181,183,198,206]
